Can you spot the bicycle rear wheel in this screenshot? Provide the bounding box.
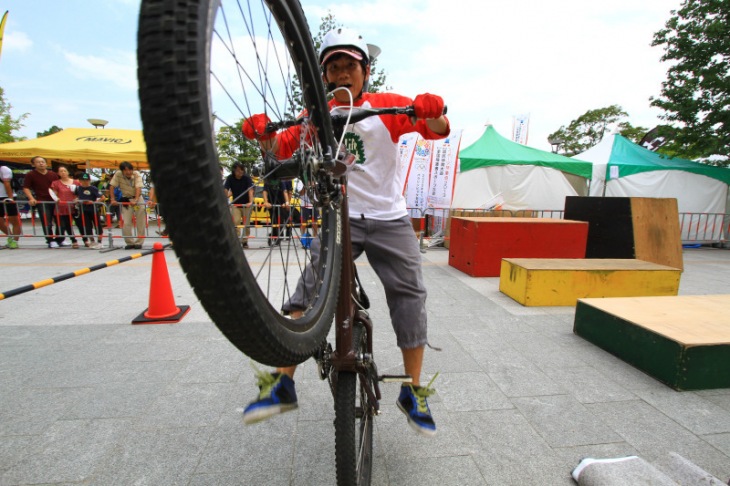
[137,0,341,366]
[334,324,374,486]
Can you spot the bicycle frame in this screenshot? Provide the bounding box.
[329,185,381,410]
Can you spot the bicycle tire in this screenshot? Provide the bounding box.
[334,324,374,486]
[137,0,341,366]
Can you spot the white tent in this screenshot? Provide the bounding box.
[451,126,593,212]
[575,133,730,240]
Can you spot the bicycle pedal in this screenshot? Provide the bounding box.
[379,374,412,383]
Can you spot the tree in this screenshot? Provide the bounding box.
[37,125,63,138]
[0,86,29,143]
[216,119,262,171]
[651,0,730,162]
[548,105,647,156]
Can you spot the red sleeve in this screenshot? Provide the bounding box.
[365,93,450,142]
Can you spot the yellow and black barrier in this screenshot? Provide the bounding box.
[0,243,173,301]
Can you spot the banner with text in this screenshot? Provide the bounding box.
[512,113,530,145]
[401,129,462,223]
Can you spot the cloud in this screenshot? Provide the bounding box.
[3,30,33,53]
[62,49,137,91]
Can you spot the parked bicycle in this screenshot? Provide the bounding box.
[138,1,446,484]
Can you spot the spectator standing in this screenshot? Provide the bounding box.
[0,165,21,249]
[22,156,64,248]
[293,178,318,248]
[148,184,167,237]
[74,172,105,249]
[262,178,291,246]
[50,166,81,248]
[109,161,146,250]
[223,162,254,248]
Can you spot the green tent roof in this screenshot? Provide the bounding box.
[459,125,593,179]
[607,135,730,185]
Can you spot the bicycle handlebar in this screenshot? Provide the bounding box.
[264,105,447,133]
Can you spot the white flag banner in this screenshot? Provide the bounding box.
[427,129,462,209]
[512,113,530,145]
[398,132,418,193]
[404,137,433,217]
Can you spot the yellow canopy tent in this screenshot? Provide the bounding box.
[0,128,148,170]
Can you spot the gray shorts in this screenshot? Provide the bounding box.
[283,215,428,349]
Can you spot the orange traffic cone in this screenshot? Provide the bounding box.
[132,242,190,324]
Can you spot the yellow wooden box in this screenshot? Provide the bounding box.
[499,258,681,306]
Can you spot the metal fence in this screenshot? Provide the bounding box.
[3,199,728,249]
[409,206,730,249]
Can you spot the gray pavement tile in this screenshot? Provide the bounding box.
[487,361,567,398]
[173,351,246,385]
[472,455,574,486]
[291,419,335,486]
[565,342,671,392]
[420,333,482,375]
[633,388,730,435]
[0,418,131,485]
[385,454,486,486]
[586,399,730,480]
[196,416,298,475]
[542,366,637,404]
[89,426,213,486]
[137,382,234,429]
[696,390,730,415]
[512,395,623,448]
[376,402,471,459]
[60,381,164,420]
[188,469,292,486]
[0,387,92,436]
[498,328,593,370]
[0,435,36,472]
[702,433,730,457]
[446,408,555,461]
[436,371,513,412]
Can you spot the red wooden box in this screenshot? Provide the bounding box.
[448,217,589,277]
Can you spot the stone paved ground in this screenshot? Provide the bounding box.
[1,240,729,485]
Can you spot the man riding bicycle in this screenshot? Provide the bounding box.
[240,28,450,437]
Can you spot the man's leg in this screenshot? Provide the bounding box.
[135,205,147,246]
[121,204,135,245]
[402,345,425,387]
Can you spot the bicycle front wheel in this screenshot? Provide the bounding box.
[137,0,341,366]
[334,324,375,486]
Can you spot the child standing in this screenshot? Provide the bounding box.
[74,172,105,249]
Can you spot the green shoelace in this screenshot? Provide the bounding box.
[251,363,280,399]
[410,372,439,413]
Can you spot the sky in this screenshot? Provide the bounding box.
[1,0,681,152]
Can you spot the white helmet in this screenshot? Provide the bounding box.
[318,28,381,66]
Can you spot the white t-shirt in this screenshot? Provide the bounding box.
[0,166,13,198]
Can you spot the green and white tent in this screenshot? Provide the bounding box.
[576,133,730,241]
[576,133,730,212]
[451,125,593,211]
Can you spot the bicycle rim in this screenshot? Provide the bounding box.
[137,0,341,366]
[334,325,374,486]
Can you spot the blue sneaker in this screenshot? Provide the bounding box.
[300,231,312,249]
[397,375,438,437]
[243,371,298,424]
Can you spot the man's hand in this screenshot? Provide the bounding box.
[242,114,275,141]
[413,93,444,120]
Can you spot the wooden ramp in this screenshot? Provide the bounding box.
[499,258,681,306]
[574,295,730,390]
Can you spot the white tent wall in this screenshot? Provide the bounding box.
[602,171,728,241]
[451,165,588,212]
[576,133,730,242]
